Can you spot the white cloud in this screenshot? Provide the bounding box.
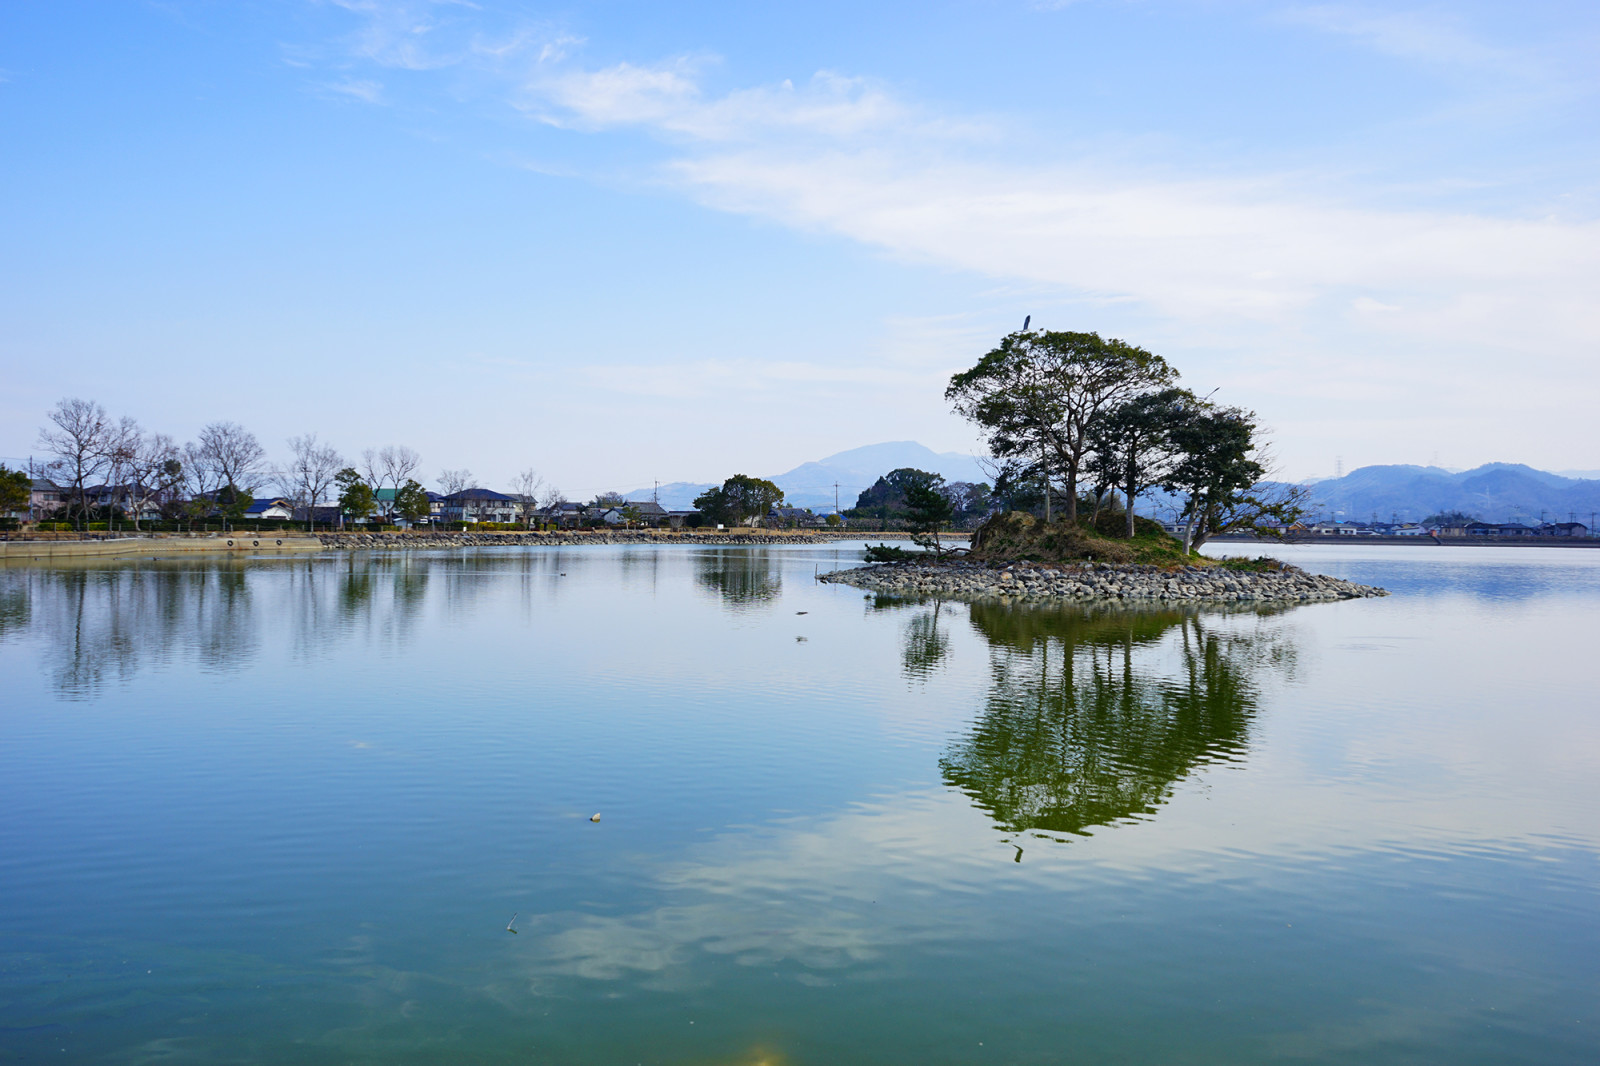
[323,77,385,104]
[1280,4,1527,73]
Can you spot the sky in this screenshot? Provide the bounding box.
[2,0,1597,497]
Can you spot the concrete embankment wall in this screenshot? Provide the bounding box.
[313,530,943,550]
[0,536,324,561]
[0,529,950,561]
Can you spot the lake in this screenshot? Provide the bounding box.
[2,542,1597,1063]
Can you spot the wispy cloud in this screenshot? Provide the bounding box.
[323,77,385,104]
[1279,4,1534,75]
[310,1,1600,417]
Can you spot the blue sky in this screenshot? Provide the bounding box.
[3,0,1597,496]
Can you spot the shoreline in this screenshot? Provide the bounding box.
[0,529,941,561]
[819,558,1388,605]
[1210,534,1599,549]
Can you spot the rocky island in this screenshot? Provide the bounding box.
[819,511,1388,604]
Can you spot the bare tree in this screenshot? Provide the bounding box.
[37,397,113,529]
[124,429,180,531]
[362,444,421,522]
[438,468,476,495]
[282,434,344,531]
[180,440,217,527]
[196,421,266,494]
[511,467,546,528]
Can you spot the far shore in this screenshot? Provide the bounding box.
[1210,534,1600,549]
[0,528,957,562]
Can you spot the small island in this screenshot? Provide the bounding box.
[821,511,1388,604]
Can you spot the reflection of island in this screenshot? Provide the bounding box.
[941,604,1295,838]
[695,549,781,610]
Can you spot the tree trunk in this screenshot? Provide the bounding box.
[1125,479,1138,539]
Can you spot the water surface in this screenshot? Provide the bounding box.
[2,543,1597,1063]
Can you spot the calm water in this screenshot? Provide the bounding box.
[1,542,1597,1064]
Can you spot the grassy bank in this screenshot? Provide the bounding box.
[965,511,1282,569]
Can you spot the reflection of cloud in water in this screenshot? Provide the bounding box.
[528,789,1007,990]
[943,604,1297,837]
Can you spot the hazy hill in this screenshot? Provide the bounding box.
[628,441,989,511]
[1295,464,1600,524]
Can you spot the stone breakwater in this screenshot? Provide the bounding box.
[819,559,1388,604]
[314,531,901,551]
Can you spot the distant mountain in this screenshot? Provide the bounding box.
[628,441,990,512]
[1290,463,1600,524]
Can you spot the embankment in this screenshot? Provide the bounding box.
[0,535,323,562]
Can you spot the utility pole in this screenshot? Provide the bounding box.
[833,482,839,515]
[653,480,659,506]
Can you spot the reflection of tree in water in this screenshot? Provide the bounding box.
[941,604,1296,838]
[900,602,953,679]
[0,581,29,638]
[6,553,445,700]
[5,560,259,700]
[695,549,781,609]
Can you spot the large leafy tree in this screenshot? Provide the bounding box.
[694,475,784,527]
[852,467,946,519]
[1088,387,1191,538]
[947,330,1176,523]
[1163,401,1307,552]
[394,479,432,525]
[335,467,376,525]
[0,464,30,518]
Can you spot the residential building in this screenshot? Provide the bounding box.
[441,488,517,524]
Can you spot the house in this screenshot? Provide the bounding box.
[769,506,824,528]
[1537,522,1589,537]
[1391,524,1428,536]
[542,501,587,528]
[442,487,517,524]
[81,483,165,522]
[28,478,66,518]
[242,497,295,521]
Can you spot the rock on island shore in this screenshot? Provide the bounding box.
[819,558,1387,604]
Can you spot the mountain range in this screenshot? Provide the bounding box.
[1289,464,1600,525]
[627,441,989,512]
[630,445,1600,525]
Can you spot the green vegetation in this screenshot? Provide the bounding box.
[968,511,1191,566]
[694,474,784,527]
[335,468,376,523]
[946,326,1307,548]
[0,465,30,516]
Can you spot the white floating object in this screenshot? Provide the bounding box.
[590,813,602,822]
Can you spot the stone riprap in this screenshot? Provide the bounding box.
[819,558,1387,604]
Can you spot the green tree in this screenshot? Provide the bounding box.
[335,467,376,525]
[1088,387,1191,538]
[947,330,1176,524]
[394,479,431,525]
[694,475,784,527]
[903,471,956,554]
[215,483,254,524]
[1163,401,1307,552]
[0,464,30,518]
